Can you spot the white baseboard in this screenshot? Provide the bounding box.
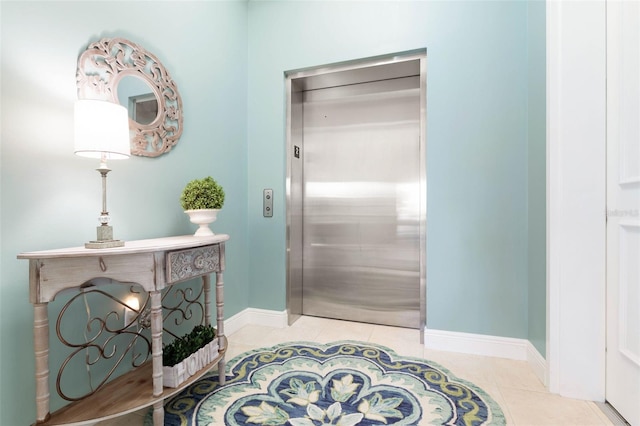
[526,340,548,386]
[425,328,547,385]
[425,328,529,360]
[222,313,549,386]
[224,308,287,336]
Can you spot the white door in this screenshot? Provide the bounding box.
[606,1,640,424]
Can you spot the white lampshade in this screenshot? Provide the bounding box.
[74,99,131,159]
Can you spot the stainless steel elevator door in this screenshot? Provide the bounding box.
[302,76,421,328]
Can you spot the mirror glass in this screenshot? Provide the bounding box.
[116,76,159,126]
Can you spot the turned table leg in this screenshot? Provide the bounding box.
[153,401,164,425]
[150,291,164,425]
[203,275,211,327]
[215,270,226,385]
[33,303,50,423]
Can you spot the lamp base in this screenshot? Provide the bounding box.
[85,239,125,249]
[85,225,125,249]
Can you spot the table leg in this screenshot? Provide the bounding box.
[203,275,211,326]
[150,291,164,424]
[153,400,164,426]
[215,271,226,385]
[33,303,50,423]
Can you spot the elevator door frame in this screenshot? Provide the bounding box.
[285,50,427,342]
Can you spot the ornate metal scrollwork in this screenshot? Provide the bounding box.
[55,285,152,402]
[54,280,207,401]
[161,284,205,340]
[76,37,183,157]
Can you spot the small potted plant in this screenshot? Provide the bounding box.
[163,324,218,388]
[180,176,225,236]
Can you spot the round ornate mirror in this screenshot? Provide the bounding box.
[76,38,183,157]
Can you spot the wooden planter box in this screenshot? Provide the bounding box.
[163,340,219,388]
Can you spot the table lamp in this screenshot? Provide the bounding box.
[74,99,131,249]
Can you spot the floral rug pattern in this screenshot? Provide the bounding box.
[154,341,505,425]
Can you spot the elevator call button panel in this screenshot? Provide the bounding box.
[263,189,273,217]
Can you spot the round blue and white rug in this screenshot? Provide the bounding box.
[154,341,505,425]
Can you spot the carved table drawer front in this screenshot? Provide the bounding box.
[166,244,220,284]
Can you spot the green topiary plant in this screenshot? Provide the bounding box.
[180,176,225,210]
[162,324,217,367]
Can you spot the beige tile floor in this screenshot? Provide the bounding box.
[98,316,615,425]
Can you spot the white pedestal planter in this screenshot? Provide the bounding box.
[163,340,220,388]
[184,209,220,236]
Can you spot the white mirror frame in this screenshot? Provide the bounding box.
[76,37,183,158]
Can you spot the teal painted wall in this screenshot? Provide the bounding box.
[0,2,248,424]
[247,1,531,338]
[527,0,547,357]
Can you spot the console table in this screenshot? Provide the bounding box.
[18,234,229,425]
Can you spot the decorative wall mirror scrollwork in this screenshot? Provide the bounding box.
[76,37,183,157]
